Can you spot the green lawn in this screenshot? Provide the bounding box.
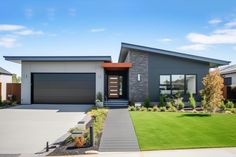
[130,112,236,150]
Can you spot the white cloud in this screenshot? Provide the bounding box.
[187,28,236,44]
[90,28,105,32]
[158,38,172,42]
[208,18,222,25]
[0,24,25,31]
[178,44,207,51]
[225,20,236,28]
[0,36,18,48]
[14,30,44,36]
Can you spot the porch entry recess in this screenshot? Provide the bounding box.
[108,75,120,98]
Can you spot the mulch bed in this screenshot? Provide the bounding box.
[48,133,102,156]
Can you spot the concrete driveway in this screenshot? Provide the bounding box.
[0,104,91,155]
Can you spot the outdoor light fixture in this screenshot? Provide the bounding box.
[137,74,141,81]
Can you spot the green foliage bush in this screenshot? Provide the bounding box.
[159,95,165,107]
[219,101,226,111]
[188,93,196,109]
[231,108,236,114]
[159,107,166,112]
[96,92,103,102]
[140,106,147,111]
[148,107,153,112]
[168,106,177,112]
[225,101,234,109]
[143,97,151,108]
[166,102,173,109]
[135,106,141,111]
[153,106,159,112]
[128,106,136,111]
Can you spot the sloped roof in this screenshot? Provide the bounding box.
[119,42,230,67]
[220,64,236,75]
[0,67,12,75]
[4,56,112,64]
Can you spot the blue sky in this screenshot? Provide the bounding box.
[1,0,236,76]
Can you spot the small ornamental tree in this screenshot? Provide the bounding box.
[200,69,224,113]
[188,93,196,110]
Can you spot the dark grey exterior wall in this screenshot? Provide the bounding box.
[148,52,209,101]
[124,49,210,102]
[125,51,148,102]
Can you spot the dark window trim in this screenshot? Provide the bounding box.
[159,74,197,96]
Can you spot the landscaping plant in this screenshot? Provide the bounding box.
[188,93,196,110]
[128,106,136,111]
[200,69,224,113]
[225,100,234,109]
[143,97,151,108]
[159,94,165,107]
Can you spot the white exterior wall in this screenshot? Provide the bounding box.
[223,73,236,85]
[0,74,12,101]
[21,61,104,104]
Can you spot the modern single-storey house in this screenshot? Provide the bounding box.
[0,67,12,101]
[221,64,236,101]
[4,43,230,106]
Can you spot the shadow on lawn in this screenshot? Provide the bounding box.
[179,113,211,118]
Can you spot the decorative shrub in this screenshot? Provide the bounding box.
[135,106,141,111]
[188,93,196,109]
[128,106,136,111]
[166,102,173,109]
[2,100,12,105]
[143,97,151,108]
[200,69,224,113]
[153,106,159,112]
[159,107,166,112]
[225,101,234,109]
[168,106,177,112]
[219,101,226,111]
[129,97,135,106]
[140,106,147,111]
[159,95,165,107]
[147,107,153,112]
[96,92,103,102]
[177,100,185,110]
[231,108,236,114]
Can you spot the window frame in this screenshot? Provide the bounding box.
[159,74,197,95]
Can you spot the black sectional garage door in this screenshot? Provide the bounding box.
[32,73,96,104]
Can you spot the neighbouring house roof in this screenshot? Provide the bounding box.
[220,64,236,75]
[0,67,12,75]
[4,56,112,64]
[119,42,230,67]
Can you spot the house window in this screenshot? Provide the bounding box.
[171,75,185,94]
[159,74,197,95]
[160,75,171,94]
[186,75,196,94]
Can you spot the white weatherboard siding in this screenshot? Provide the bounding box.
[0,74,12,101]
[21,61,104,104]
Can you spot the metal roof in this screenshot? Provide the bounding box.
[119,42,230,67]
[4,56,112,64]
[0,67,12,75]
[220,64,236,75]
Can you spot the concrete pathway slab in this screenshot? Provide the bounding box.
[99,108,139,152]
[0,104,91,155]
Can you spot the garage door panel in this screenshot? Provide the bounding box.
[32,73,96,104]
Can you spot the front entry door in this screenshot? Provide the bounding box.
[108,75,119,98]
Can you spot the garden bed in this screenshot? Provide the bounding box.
[48,108,108,156]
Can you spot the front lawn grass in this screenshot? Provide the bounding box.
[130,112,236,150]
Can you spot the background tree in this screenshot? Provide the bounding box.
[200,69,224,113]
[12,74,21,83]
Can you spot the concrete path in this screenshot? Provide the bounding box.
[53,147,236,157]
[99,108,139,152]
[0,104,91,156]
